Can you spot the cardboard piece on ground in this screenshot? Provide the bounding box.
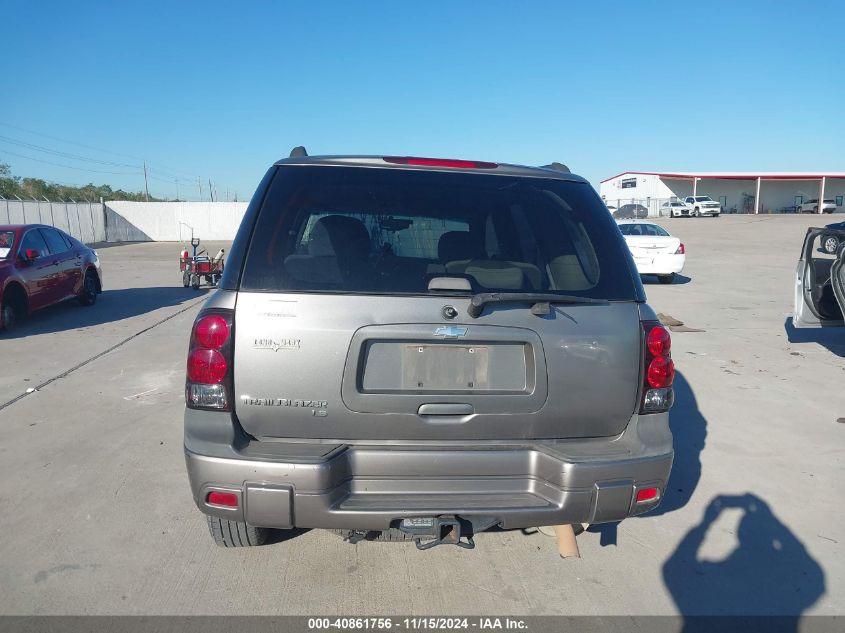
[553,524,581,559]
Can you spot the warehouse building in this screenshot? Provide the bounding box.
[599,171,845,216]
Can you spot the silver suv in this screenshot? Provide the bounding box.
[183,151,675,549]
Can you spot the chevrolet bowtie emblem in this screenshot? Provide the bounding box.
[434,326,468,338]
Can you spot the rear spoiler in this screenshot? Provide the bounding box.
[542,162,570,173]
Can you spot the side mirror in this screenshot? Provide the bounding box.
[21,248,39,263]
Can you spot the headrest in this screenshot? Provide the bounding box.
[308,215,370,260]
[438,231,482,262]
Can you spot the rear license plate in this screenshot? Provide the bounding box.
[402,345,490,390]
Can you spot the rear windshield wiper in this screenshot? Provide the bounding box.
[467,292,608,318]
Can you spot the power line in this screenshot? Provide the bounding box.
[0,133,194,183]
[0,122,149,164]
[0,135,139,168]
[0,122,206,181]
[1,149,140,175]
[0,123,234,199]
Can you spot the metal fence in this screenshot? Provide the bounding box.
[1,196,106,243]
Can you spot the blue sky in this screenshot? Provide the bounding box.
[2,0,843,200]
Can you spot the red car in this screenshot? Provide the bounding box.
[0,224,103,331]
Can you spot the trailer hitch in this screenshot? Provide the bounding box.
[400,516,475,550]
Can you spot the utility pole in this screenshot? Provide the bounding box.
[143,161,150,201]
[175,178,180,201]
[198,177,203,201]
[208,178,214,202]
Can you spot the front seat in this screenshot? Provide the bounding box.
[285,215,372,287]
[438,231,484,273]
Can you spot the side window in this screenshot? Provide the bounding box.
[40,228,70,255]
[60,232,74,249]
[20,230,50,258]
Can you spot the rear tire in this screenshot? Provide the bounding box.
[206,515,270,547]
[1,302,18,332]
[1,284,26,332]
[658,274,675,284]
[182,271,190,287]
[78,270,98,306]
[191,273,200,290]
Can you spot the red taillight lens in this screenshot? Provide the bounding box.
[206,491,238,507]
[647,325,671,356]
[640,320,674,413]
[636,487,659,503]
[186,310,234,410]
[675,243,685,255]
[194,314,229,349]
[383,156,498,169]
[187,348,227,383]
[647,356,675,388]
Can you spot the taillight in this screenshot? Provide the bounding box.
[186,310,234,410]
[640,320,674,414]
[383,156,498,169]
[194,314,229,348]
[187,348,227,383]
[675,243,685,255]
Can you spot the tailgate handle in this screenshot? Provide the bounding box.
[417,403,474,416]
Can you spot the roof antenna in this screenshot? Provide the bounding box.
[290,146,308,157]
[543,162,570,173]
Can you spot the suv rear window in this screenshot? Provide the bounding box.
[240,166,638,300]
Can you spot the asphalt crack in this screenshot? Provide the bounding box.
[0,297,206,413]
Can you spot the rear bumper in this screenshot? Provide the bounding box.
[635,254,685,275]
[184,411,674,531]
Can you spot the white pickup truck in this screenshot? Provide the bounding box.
[683,196,721,217]
[797,198,837,214]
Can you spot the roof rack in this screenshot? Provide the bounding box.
[290,146,308,157]
[542,162,570,173]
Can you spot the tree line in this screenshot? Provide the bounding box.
[0,162,159,202]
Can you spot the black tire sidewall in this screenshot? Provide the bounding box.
[80,271,98,306]
[1,302,17,331]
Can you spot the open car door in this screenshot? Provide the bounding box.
[794,227,845,327]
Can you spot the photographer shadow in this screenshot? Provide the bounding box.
[663,493,824,629]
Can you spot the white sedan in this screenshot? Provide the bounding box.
[617,220,685,284]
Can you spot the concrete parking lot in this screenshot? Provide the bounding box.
[0,217,842,616]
